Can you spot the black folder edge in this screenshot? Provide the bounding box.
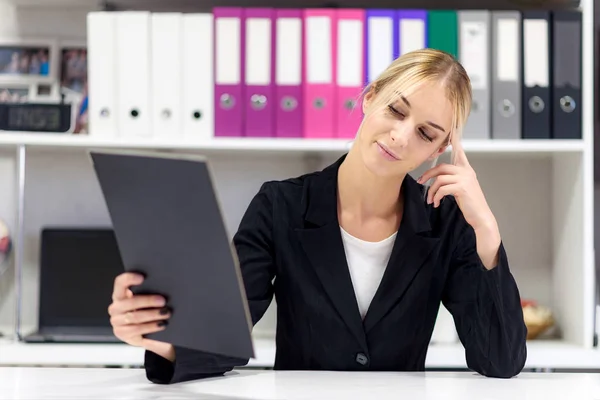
[87,148,256,359]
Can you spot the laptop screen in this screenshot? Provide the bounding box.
[38,228,124,328]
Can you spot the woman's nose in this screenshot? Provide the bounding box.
[390,122,410,146]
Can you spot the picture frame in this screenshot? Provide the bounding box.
[0,37,59,85]
[58,39,88,134]
[0,82,32,104]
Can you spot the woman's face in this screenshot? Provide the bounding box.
[356,81,454,178]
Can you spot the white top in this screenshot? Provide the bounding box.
[1,368,598,399]
[340,226,397,319]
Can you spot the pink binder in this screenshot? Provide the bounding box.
[303,9,337,139]
[213,7,244,137]
[336,9,365,139]
[244,8,275,137]
[275,9,303,138]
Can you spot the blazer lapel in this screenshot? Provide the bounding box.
[295,155,368,350]
[363,176,440,333]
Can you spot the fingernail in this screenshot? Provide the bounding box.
[155,297,166,306]
[159,307,169,315]
[157,320,168,327]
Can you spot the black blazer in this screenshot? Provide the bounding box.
[145,154,527,384]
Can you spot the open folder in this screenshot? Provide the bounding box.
[89,149,254,360]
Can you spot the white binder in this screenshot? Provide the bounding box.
[87,12,117,138]
[366,12,394,83]
[183,13,214,140]
[151,13,183,139]
[116,11,151,138]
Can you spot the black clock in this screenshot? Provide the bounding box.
[0,103,72,133]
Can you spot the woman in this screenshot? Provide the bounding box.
[107,48,527,384]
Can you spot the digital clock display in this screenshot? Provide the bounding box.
[0,103,72,132]
[8,107,62,131]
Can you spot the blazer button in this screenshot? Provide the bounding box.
[355,353,368,366]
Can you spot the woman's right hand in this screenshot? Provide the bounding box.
[108,272,175,361]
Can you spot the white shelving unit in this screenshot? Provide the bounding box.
[0,133,588,154]
[0,0,597,372]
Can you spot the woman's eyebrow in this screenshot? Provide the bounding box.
[400,95,411,108]
[427,122,446,133]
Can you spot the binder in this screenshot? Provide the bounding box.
[366,9,397,83]
[397,10,427,56]
[214,7,244,137]
[182,13,214,140]
[458,10,491,140]
[491,11,521,140]
[426,10,458,58]
[115,11,152,137]
[336,9,365,139]
[552,10,582,139]
[244,8,275,137]
[275,9,303,138]
[151,13,183,139]
[521,11,551,139]
[87,12,117,138]
[303,9,336,138]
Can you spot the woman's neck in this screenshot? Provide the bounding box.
[337,149,405,223]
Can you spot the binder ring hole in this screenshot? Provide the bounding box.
[314,98,325,109]
[193,111,202,119]
[220,94,235,109]
[344,99,356,110]
[251,94,267,110]
[130,109,140,118]
[560,96,576,113]
[499,100,515,117]
[161,109,171,119]
[100,108,110,118]
[281,96,297,111]
[528,96,545,113]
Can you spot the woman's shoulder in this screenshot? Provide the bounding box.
[255,168,330,203]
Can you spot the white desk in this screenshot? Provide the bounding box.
[2,338,600,370]
[0,367,599,399]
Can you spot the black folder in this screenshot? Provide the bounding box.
[521,11,552,139]
[552,10,582,139]
[89,149,254,360]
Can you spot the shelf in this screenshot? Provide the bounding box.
[1,338,598,370]
[0,132,587,156]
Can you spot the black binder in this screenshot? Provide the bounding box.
[521,11,552,139]
[552,10,582,139]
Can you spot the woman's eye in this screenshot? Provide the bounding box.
[418,129,433,142]
[387,105,405,118]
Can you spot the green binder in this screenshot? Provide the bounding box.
[427,10,458,58]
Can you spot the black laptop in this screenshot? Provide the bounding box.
[23,228,123,343]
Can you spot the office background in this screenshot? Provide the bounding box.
[0,0,598,371]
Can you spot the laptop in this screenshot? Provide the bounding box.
[88,149,254,360]
[23,228,123,343]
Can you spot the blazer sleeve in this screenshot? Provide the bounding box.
[144,182,277,384]
[441,219,527,379]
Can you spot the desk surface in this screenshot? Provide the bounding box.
[0,368,599,399]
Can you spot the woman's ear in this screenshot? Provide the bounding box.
[362,85,376,114]
[427,145,447,161]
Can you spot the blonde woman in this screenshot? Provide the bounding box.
[108,49,527,383]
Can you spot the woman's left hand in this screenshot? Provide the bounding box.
[416,135,496,231]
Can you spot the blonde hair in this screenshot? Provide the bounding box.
[360,48,472,166]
